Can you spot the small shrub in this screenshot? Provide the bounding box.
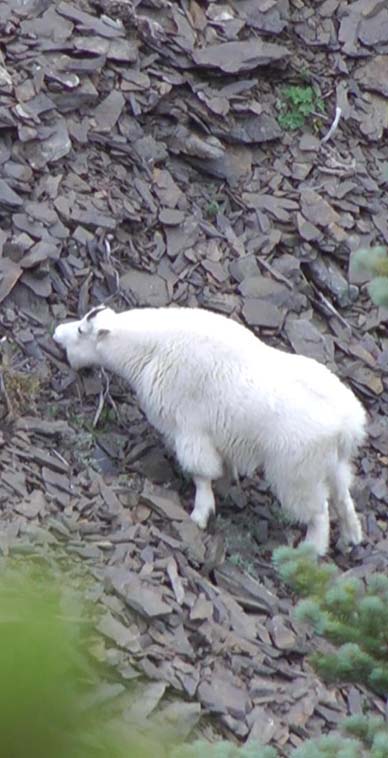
[292,716,388,757]
[0,339,40,417]
[274,546,388,696]
[352,246,388,307]
[292,733,362,758]
[277,85,324,131]
[206,200,221,218]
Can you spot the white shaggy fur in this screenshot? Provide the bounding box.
[53,305,367,555]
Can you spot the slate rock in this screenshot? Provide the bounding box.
[246,705,277,745]
[120,269,169,307]
[235,0,289,35]
[359,10,388,47]
[141,483,189,522]
[198,674,251,718]
[0,55,12,94]
[214,564,278,614]
[238,275,289,302]
[0,179,23,210]
[15,417,74,437]
[229,254,260,283]
[225,113,282,144]
[106,568,173,618]
[57,1,124,38]
[285,317,335,364]
[268,615,296,651]
[304,258,359,308]
[355,56,388,98]
[192,40,290,73]
[300,188,340,228]
[134,135,168,165]
[92,90,125,132]
[242,297,284,329]
[296,212,321,242]
[97,612,141,651]
[0,258,23,303]
[173,127,225,160]
[15,490,46,519]
[126,682,167,721]
[159,208,185,226]
[21,119,71,169]
[153,701,201,740]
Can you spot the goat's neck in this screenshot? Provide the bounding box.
[99,333,156,388]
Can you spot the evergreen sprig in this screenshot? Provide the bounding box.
[272,545,338,597]
[273,546,388,696]
[283,714,388,757]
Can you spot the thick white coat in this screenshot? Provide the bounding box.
[53,305,367,555]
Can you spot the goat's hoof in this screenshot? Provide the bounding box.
[302,538,327,558]
[190,510,213,530]
[347,526,363,546]
[337,524,362,549]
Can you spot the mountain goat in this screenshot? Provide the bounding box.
[53,305,366,555]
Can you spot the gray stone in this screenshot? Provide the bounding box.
[120,269,169,307]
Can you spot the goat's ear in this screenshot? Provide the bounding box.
[97,329,110,339]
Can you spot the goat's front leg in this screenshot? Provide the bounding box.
[328,461,362,547]
[174,432,223,529]
[191,476,216,529]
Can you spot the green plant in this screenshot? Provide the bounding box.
[272,544,338,597]
[228,552,256,576]
[291,715,388,757]
[206,200,221,218]
[97,404,117,427]
[0,559,176,758]
[46,403,60,418]
[352,246,388,307]
[69,412,92,430]
[292,733,362,757]
[277,85,325,131]
[274,546,388,696]
[0,340,41,417]
[171,741,277,758]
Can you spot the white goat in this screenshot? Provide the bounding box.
[53,305,366,555]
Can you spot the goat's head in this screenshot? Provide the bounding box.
[53,305,116,370]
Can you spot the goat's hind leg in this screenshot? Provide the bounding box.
[174,432,223,529]
[280,477,331,556]
[191,476,216,529]
[329,460,362,547]
[304,498,330,556]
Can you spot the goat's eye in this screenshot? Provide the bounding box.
[78,326,83,335]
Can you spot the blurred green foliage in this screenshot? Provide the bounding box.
[292,715,388,758]
[3,551,388,758]
[0,561,159,758]
[352,246,388,307]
